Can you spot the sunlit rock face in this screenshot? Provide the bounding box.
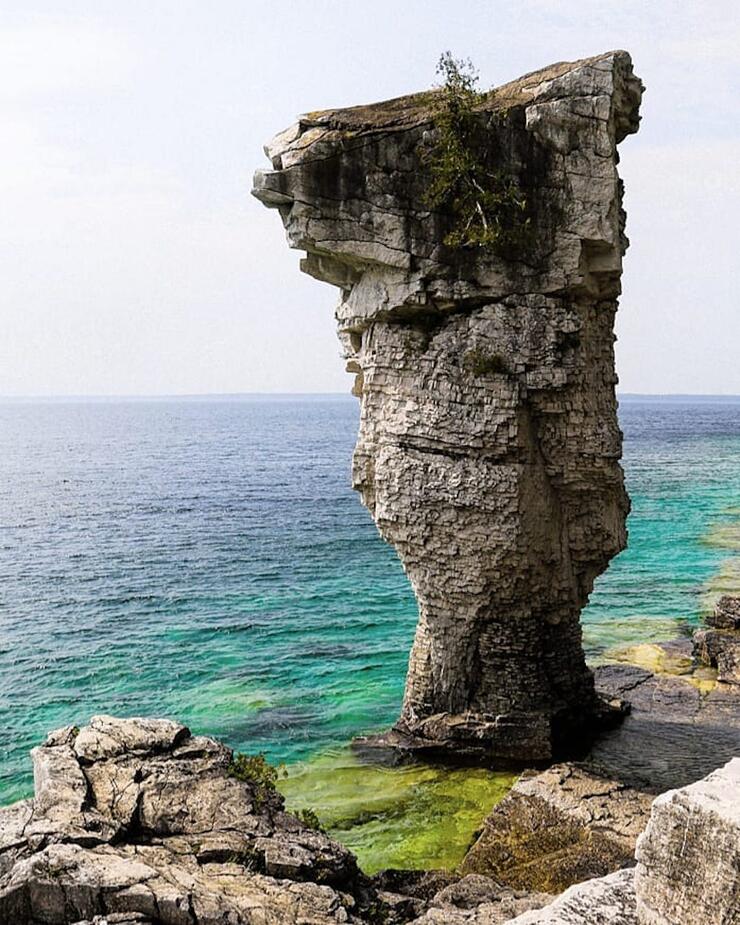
[254,51,643,761]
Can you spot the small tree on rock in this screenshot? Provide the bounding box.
[425,52,529,252]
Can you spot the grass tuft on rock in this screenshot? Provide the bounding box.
[295,807,324,832]
[228,751,288,807]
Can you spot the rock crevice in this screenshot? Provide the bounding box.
[254,51,644,760]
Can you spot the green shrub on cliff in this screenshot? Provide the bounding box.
[425,52,529,252]
[228,751,287,807]
[295,807,324,831]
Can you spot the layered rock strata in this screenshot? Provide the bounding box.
[253,51,643,760]
[590,663,740,790]
[2,718,739,924]
[0,716,553,925]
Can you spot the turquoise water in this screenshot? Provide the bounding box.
[582,398,740,655]
[1,394,739,868]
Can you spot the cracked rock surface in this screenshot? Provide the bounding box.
[503,869,637,924]
[0,716,361,924]
[254,51,644,760]
[462,763,652,894]
[459,664,740,897]
[634,757,740,925]
[3,717,738,924]
[0,717,561,925]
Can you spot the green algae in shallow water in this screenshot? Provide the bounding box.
[604,642,693,676]
[278,749,515,873]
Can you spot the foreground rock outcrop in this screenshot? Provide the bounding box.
[505,869,637,924]
[254,51,644,760]
[634,757,740,925]
[0,717,362,924]
[463,756,740,924]
[3,717,738,924]
[462,763,652,894]
[456,662,740,898]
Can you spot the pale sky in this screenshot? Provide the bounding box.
[1,1,738,396]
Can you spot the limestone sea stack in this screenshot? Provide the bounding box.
[254,52,644,761]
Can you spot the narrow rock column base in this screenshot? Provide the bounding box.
[354,697,629,765]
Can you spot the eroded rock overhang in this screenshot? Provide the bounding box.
[253,51,644,762]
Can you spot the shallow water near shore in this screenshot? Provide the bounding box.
[278,749,516,873]
[1,394,739,871]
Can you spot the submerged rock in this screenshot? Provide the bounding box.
[254,51,644,761]
[461,763,651,894]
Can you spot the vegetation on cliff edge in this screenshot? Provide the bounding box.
[425,52,530,253]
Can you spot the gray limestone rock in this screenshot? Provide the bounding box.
[502,868,637,924]
[0,717,361,925]
[708,595,740,630]
[409,875,551,924]
[592,664,740,791]
[693,628,740,684]
[253,51,644,760]
[634,757,740,925]
[4,717,740,923]
[693,596,740,684]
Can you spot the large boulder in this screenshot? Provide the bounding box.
[634,757,740,925]
[462,763,651,894]
[0,717,362,924]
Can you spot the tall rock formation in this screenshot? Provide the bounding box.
[253,51,643,760]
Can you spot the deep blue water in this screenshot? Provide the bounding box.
[1,395,739,803]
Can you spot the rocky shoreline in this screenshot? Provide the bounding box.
[4,46,737,925]
[2,635,739,925]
